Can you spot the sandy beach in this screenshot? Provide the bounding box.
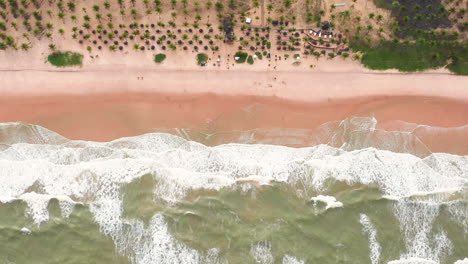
[0,67,467,154]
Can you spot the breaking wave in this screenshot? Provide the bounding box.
[0,117,467,263]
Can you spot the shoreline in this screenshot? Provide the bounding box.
[0,68,467,153]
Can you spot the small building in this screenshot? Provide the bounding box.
[245,18,252,24]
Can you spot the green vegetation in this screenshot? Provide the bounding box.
[234,51,248,63]
[351,40,467,74]
[47,51,83,67]
[255,51,263,60]
[247,55,254,64]
[154,53,166,63]
[372,0,393,9]
[196,53,208,65]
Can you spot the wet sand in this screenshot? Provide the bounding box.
[1,92,467,154]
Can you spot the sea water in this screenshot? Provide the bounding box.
[0,118,467,264]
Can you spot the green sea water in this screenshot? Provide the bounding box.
[0,119,467,264]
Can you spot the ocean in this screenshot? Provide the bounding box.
[0,118,467,264]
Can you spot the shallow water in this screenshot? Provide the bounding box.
[0,118,467,264]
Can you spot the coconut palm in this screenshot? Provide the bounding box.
[206,1,212,9]
[67,2,75,11]
[20,43,30,50]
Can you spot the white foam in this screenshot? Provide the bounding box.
[18,192,78,225]
[20,227,31,235]
[250,241,274,264]
[388,258,438,264]
[393,199,453,262]
[282,255,305,264]
[359,214,381,264]
[454,258,468,264]
[311,195,343,210]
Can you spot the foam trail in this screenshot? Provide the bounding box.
[359,214,381,264]
[282,255,305,264]
[393,199,452,262]
[250,241,274,264]
[388,258,438,264]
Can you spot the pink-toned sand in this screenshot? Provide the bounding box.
[0,69,467,154]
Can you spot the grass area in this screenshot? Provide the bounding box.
[374,0,451,38]
[247,55,254,64]
[372,0,393,9]
[351,40,467,75]
[234,51,248,63]
[47,51,83,67]
[154,53,166,63]
[447,51,468,75]
[255,52,263,60]
[196,53,208,65]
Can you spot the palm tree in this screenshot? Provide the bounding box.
[215,2,223,11]
[96,13,102,21]
[58,28,65,35]
[206,1,212,9]
[253,0,259,8]
[171,0,176,8]
[93,5,99,11]
[131,9,137,18]
[21,43,30,50]
[133,43,140,50]
[155,6,162,17]
[67,2,75,11]
[104,1,110,9]
[267,4,273,11]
